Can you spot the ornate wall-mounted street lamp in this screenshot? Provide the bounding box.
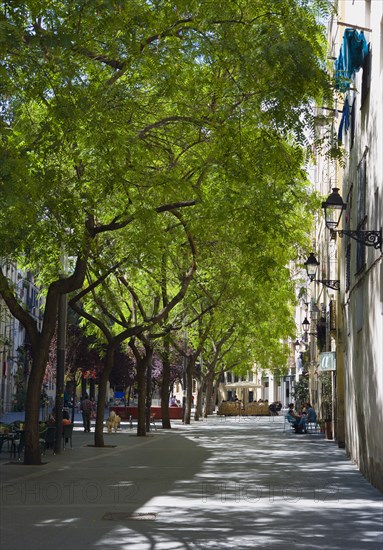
[304,253,340,291]
[302,314,324,337]
[322,188,382,250]
[302,317,313,334]
[304,253,319,280]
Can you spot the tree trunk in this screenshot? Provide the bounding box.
[161,341,171,429]
[136,359,147,436]
[184,360,193,424]
[145,349,153,432]
[71,376,77,424]
[23,353,47,464]
[204,372,214,417]
[94,345,115,447]
[1,236,89,465]
[194,378,203,421]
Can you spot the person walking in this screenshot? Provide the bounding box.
[80,393,92,432]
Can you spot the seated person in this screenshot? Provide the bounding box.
[170,396,178,407]
[62,410,71,425]
[268,402,278,415]
[286,403,305,433]
[306,403,317,423]
[62,410,72,443]
[46,414,56,425]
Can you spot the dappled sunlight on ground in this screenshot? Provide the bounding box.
[91,417,382,550]
[1,415,382,549]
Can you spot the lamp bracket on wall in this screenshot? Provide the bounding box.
[316,279,340,291]
[335,229,382,250]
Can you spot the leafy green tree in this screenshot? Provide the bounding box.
[69,208,197,441]
[1,0,332,462]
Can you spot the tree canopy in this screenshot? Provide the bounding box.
[0,0,333,461]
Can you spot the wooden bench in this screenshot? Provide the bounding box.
[109,406,183,420]
[217,402,271,416]
[217,402,243,416]
[243,403,271,416]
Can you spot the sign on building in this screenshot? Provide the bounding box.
[319,352,336,371]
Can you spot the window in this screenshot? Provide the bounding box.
[356,240,366,273]
[356,154,367,273]
[357,155,367,225]
[350,98,356,149]
[329,301,337,332]
[346,244,351,291]
[361,45,371,107]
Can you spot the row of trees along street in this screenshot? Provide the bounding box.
[0,0,335,464]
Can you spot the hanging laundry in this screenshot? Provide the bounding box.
[334,29,369,91]
[338,96,350,144]
[334,48,346,91]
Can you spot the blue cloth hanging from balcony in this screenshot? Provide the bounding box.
[338,96,350,144]
[335,29,369,92]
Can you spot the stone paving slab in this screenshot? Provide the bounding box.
[0,415,382,550]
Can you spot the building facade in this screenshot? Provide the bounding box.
[0,262,44,414]
[311,0,383,490]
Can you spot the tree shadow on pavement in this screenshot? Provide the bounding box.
[1,418,382,550]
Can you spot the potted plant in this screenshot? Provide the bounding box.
[319,373,333,439]
[292,376,309,411]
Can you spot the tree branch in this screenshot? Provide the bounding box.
[155,200,197,213]
[72,45,125,70]
[68,258,126,305]
[140,18,193,52]
[138,116,207,137]
[0,266,40,349]
[93,215,135,235]
[117,277,150,322]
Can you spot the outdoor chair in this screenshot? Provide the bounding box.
[0,424,12,453]
[306,420,320,433]
[284,415,295,431]
[284,415,303,433]
[150,414,157,431]
[62,423,74,450]
[41,425,56,455]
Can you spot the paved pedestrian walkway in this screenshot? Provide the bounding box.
[0,415,382,550]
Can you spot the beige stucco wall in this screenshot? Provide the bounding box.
[335,0,383,491]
